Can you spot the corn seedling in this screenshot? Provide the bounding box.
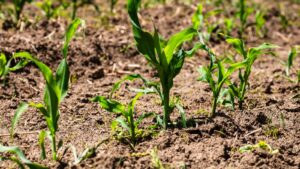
[224,18,234,36]
[255,10,266,37]
[60,144,96,165]
[278,3,290,31]
[10,18,84,161]
[284,46,300,83]
[12,0,33,25]
[0,145,47,169]
[192,3,222,43]
[110,0,118,12]
[285,46,299,76]
[128,0,200,129]
[0,53,28,85]
[239,140,279,154]
[92,74,158,147]
[150,147,165,169]
[197,43,246,117]
[71,0,99,20]
[36,0,65,19]
[225,36,278,109]
[236,0,253,38]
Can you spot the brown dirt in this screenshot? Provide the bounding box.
[0,0,300,168]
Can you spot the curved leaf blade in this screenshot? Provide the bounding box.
[11,103,29,137]
[164,28,197,63]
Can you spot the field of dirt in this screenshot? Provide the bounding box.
[0,0,299,168]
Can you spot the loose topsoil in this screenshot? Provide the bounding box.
[0,0,299,168]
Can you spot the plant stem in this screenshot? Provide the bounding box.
[239,71,250,109]
[162,86,170,129]
[211,96,217,118]
[51,133,57,161]
[71,0,77,20]
[129,114,136,145]
[239,81,246,109]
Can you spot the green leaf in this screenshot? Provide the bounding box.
[247,43,278,65]
[164,27,197,63]
[286,47,298,76]
[0,145,31,164]
[252,43,279,51]
[135,112,155,126]
[29,102,49,117]
[43,83,59,134]
[38,130,47,160]
[169,49,185,79]
[218,88,235,109]
[239,145,254,153]
[255,11,265,34]
[9,59,29,71]
[192,4,203,29]
[91,96,126,115]
[197,66,209,82]
[62,18,84,58]
[11,103,29,137]
[225,36,247,58]
[184,43,203,57]
[153,27,166,67]
[128,0,157,65]
[0,53,7,76]
[175,104,186,128]
[128,92,144,115]
[110,74,148,98]
[0,145,48,169]
[55,58,69,102]
[225,60,247,78]
[13,52,56,90]
[217,61,226,84]
[70,145,95,165]
[115,117,130,132]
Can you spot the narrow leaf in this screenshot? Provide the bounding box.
[38,130,47,160]
[62,18,84,58]
[175,104,187,128]
[164,28,197,63]
[11,103,29,137]
[91,96,126,115]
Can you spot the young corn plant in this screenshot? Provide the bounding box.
[255,10,266,37]
[198,44,246,117]
[71,0,99,20]
[128,0,200,129]
[10,18,84,161]
[225,36,278,109]
[0,145,47,169]
[0,53,28,85]
[224,18,234,36]
[36,0,65,19]
[236,0,253,38]
[110,0,118,12]
[192,3,222,43]
[12,0,33,25]
[286,46,299,75]
[92,74,156,147]
[285,46,300,83]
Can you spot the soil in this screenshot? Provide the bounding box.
[0,0,300,168]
